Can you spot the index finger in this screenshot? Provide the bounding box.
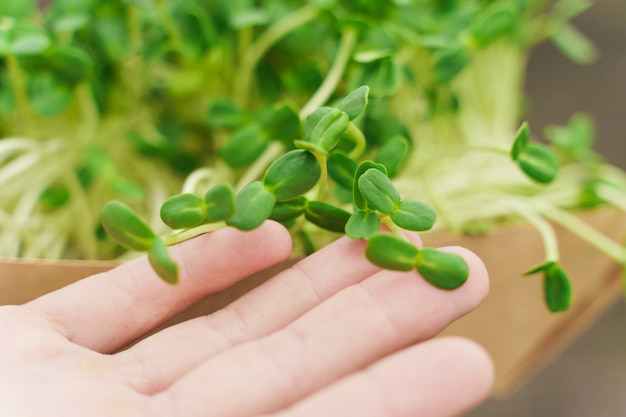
[25,221,292,353]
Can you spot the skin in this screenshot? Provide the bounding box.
[0,221,494,416]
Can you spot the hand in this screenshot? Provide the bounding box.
[0,221,493,416]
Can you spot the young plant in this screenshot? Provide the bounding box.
[2,0,625,313]
[102,87,470,290]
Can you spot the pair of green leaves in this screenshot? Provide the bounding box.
[295,86,369,156]
[101,201,179,284]
[346,164,436,239]
[365,234,470,290]
[349,163,465,290]
[160,183,236,229]
[525,261,572,312]
[511,122,560,184]
[165,148,323,233]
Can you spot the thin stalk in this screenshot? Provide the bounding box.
[506,201,559,262]
[539,203,626,265]
[5,55,34,134]
[76,83,100,141]
[155,0,184,51]
[163,222,226,245]
[299,27,358,119]
[381,216,410,242]
[596,184,626,212]
[235,4,320,107]
[235,141,284,191]
[313,152,329,200]
[347,122,367,159]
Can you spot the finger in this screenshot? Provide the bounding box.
[268,337,494,417]
[115,234,387,393]
[25,221,292,353]
[151,247,489,417]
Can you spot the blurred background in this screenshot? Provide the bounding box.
[468,1,626,416]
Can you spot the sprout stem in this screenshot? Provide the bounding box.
[236,141,285,191]
[539,203,626,265]
[163,222,227,245]
[300,27,357,119]
[236,5,319,107]
[5,55,34,134]
[313,152,329,200]
[347,122,367,159]
[506,201,559,262]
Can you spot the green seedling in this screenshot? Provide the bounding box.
[525,261,572,312]
[101,87,469,292]
[2,0,621,313]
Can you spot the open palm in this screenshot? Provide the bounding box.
[0,221,493,416]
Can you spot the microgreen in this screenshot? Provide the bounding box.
[99,88,470,293]
[263,150,321,201]
[160,193,206,230]
[1,1,619,312]
[226,181,276,231]
[101,201,156,252]
[525,261,573,312]
[510,122,560,184]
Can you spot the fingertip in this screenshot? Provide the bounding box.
[441,336,495,400]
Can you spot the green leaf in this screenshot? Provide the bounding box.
[432,46,470,84]
[226,181,276,231]
[101,201,156,252]
[0,0,36,18]
[544,264,572,312]
[10,25,51,56]
[303,107,333,141]
[416,248,469,290]
[339,86,369,120]
[516,143,560,184]
[365,233,418,271]
[204,183,236,222]
[345,210,380,239]
[111,178,146,200]
[544,113,594,159]
[207,98,247,129]
[39,185,71,208]
[270,196,307,223]
[358,168,401,215]
[160,193,207,229]
[554,0,593,18]
[327,152,358,190]
[373,135,410,177]
[27,73,73,117]
[551,23,598,65]
[353,161,387,210]
[258,103,300,143]
[304,201,351,233]
[148,237,179,284]
[390,200,436,231]
[50,13,90,33]
[52,45,95,83]
[308,108,350,153]
[263,150,321,201]
[511,121,530,161]
[358,57,403,97]
[471,6,515,48]
[524,261,556,276]
[93,16,129,62]
[220,124,268,168]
